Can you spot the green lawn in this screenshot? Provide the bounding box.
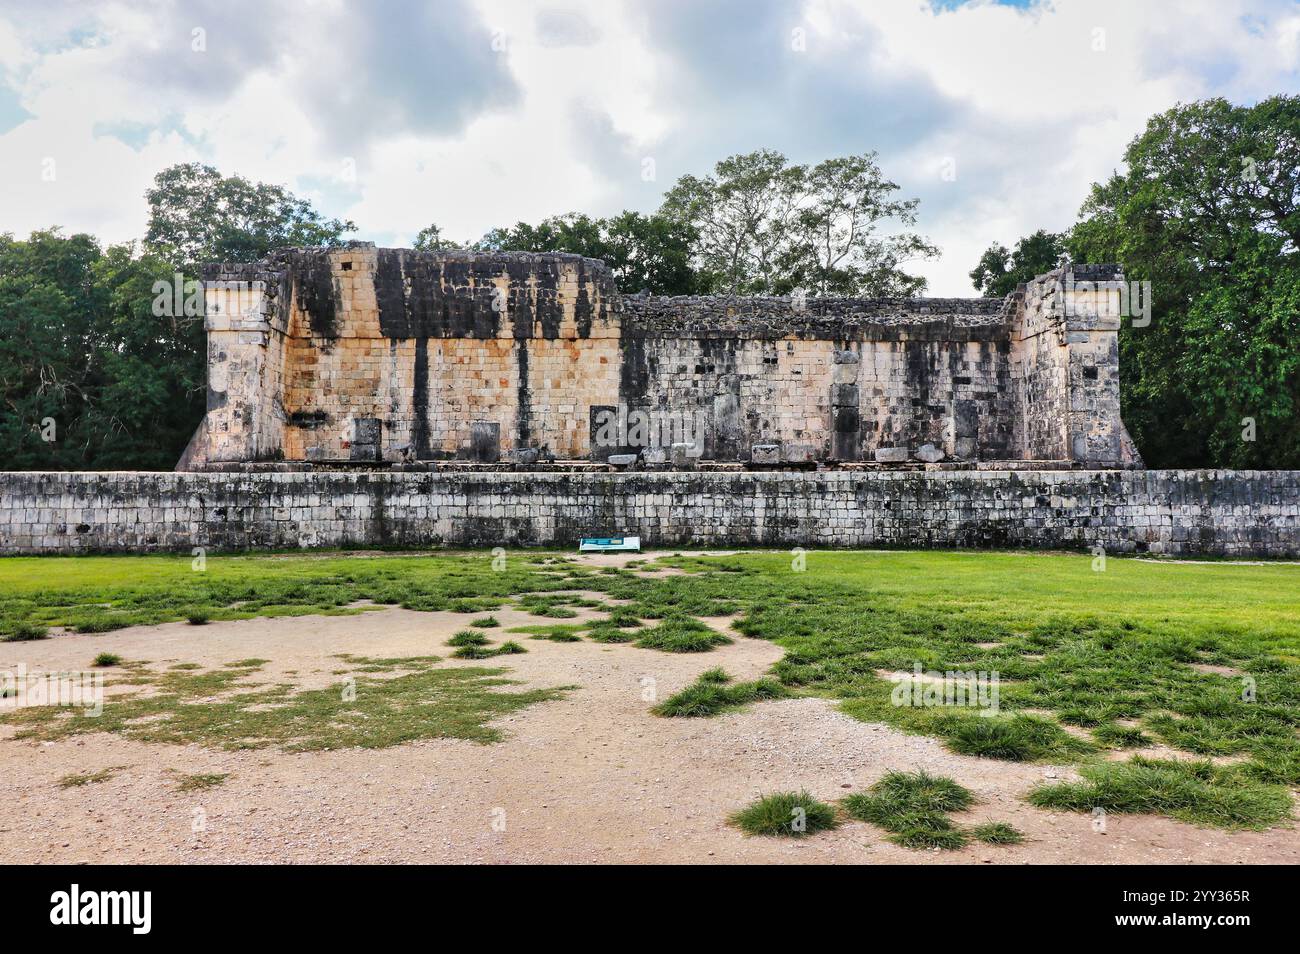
[2,548,1297,827]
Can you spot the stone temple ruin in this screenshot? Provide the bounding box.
[7,247,1297,559]
[181,245,1142,472]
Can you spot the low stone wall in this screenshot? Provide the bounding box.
[1,470,1295,558]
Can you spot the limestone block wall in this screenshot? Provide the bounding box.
[620,321,1014,462]
[1,470,1295,558]
[188,248,1135,469]
[197,247,623,467]
[1010,265,1135,467]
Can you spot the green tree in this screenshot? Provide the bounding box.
[412,223,462,251]
[0,229,204,470]
[1070,95,1300,469]
[145,163,356,269]
[969,229,1065,297]
[473,211,700,294]
[660,149,937,296]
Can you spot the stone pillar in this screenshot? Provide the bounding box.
[196,267,290,464]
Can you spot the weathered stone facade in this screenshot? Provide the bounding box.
[1,470,1295,558]
[181,245,1142,470]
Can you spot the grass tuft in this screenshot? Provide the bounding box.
[842,771,976,850]
[92,652,122,667]
[175,772,229,792]
[58,766,125,788]
[469,616,500,628]
[447,630,489,647]
[970,822,1024,845]
[729,791,839,837]
[585,621,638,643]
[939,714,1089,762]
[1093,722,1150,748]
[508,624,586,641]
[654,673,789,717]
[635,617,732,653]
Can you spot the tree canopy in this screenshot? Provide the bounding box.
[0,229,204,470]
[660,149,937,296]
[145,162,356,269]
[466,211,700,295]
[969,230,1065,297]
[1068,95,1299,469]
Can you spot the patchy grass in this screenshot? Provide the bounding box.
[1,656,569,751]
[58,766,126,788]
[0,551,598,636]
[92,652,122,667]
[654,671,790,717]
[635,617,732,653]
[3,620,49,641]
[174,772,229,792]
[1029,757,1293,830]
[508,623,587,642]
[1093,723,1150,748]
[469,616,500,628]
[730,791,839,837]
[940,714,1091,762]
[842,771,977,850]
[4,548,1298,828]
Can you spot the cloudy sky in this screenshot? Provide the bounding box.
[1,0,1298,294]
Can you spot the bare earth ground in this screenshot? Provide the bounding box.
[2,555,1297,865]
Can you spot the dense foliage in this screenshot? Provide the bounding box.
[145,162,356,270]
[470,210,702,295]
[443,149,937,297]
[1,165,356,470]
[973,97,1299,469]
[0,230,202,470]
[969,229,1065,297]
[660,149,937,296]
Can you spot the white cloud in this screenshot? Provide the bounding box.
[0,0,1296,293]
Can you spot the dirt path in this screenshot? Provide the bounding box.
[2,595,1297,864]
